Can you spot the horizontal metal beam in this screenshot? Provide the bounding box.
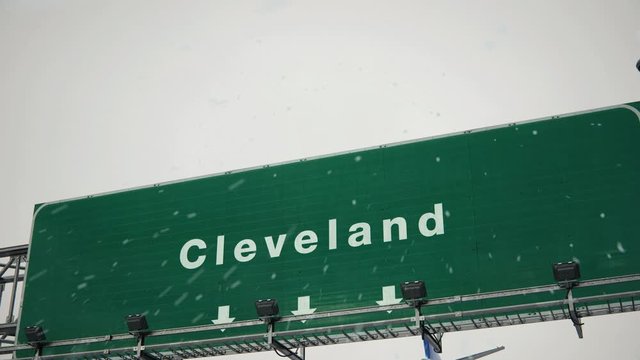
[0,275,24,285]
[0,322,16,336]
[0,245,28,258]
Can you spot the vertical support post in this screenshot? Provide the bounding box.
[266,321,304,360]
[414,307,421,330]
[0,283,5,309]
[135,336,144,358]
[6,256,21,323]
[267,322,274,346]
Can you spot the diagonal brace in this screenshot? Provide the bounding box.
[566,288,583,339]
[415,308,442,353]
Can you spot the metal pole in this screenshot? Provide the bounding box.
[136,336,143,358]
[6,256,21,323]
[267,322,274,345]
[0,283,5,309]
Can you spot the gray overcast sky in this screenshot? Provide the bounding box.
[1,1,640,359]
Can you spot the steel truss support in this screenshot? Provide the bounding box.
[266,321,305,360]
[8,289,640,359]
[0,244,28,349]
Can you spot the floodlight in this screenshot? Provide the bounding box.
[125,314,149,334]
[401,280,427,305]
[255,299,279,319]
[553,262,580,288]
[24,326,46,343]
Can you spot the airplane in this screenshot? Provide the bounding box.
[423,338,505,360]
[453,346,506,360]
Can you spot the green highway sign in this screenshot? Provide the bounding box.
[17,101,640,357]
